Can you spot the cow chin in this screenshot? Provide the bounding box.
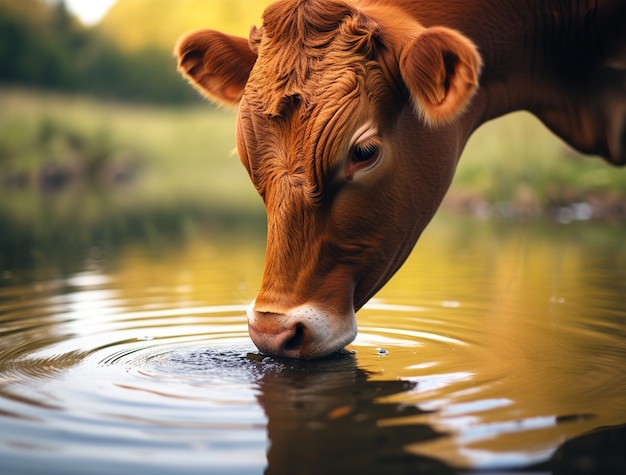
[246,301,358,359]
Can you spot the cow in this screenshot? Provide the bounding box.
[176,0,626,359]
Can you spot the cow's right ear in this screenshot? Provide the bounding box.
[399,27,482,126]
[176,29,258,106]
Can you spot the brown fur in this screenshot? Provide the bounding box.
[176,30,257,104]
[400,26,482,125]
[176,0,626,358]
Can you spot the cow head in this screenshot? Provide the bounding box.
[177,0,482,358]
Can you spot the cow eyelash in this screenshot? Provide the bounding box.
[351,139,381,163]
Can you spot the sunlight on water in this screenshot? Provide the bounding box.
[1,214,625,474]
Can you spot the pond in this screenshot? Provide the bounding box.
[1,206,625,474]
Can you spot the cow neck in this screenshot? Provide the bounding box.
[440,0,614,128]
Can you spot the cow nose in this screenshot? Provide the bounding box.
[246,302,357,359]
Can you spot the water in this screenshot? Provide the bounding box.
[1,213,625,474]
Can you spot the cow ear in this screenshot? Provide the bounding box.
[176,29,258,105]
[399,27,482,126]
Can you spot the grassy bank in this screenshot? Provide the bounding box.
[1,87,625,224]
[453,112,626,219]
[0,87,263,218]
[0,87,265,271]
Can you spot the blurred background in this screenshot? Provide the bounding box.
[1,0,625,276]
[0,0,268,276]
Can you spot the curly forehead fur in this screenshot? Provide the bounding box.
[237,0,396,212]
[246,0,381,118]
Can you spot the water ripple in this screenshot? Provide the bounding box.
[2,233,626,474]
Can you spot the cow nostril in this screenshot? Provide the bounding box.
[283,322,305,351]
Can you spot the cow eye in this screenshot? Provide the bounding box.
[351,140,381,163]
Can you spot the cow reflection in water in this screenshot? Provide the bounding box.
[165,348,625,472]
[247,352,626,474]
[251,352,453,474]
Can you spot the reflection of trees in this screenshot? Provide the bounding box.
[0,201,265,277]
[253,353,455,475]
[376,216,626,466]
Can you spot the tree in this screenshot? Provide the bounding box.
[0,0,199,103]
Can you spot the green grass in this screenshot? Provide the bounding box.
[1,86,624,224]
[455,111,626,208]
[0,86,263,217]
[0,87,267,271]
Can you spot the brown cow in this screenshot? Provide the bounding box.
[177,0,626,358]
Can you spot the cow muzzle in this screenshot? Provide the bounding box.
[246,301,358,359]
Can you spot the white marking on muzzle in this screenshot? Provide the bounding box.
[246,300,358,359]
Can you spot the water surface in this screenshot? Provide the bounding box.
[1,213,625,474]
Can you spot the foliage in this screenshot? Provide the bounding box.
[99,0,265,52]
[0,87,264,271]
[0,86,262,213]
[0,0,199,103]
[452,112,626,219]
[0,113,142,190]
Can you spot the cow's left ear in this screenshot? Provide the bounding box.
[399,27,482,126]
